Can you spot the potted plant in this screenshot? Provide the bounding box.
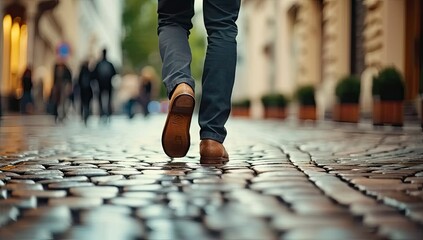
[372,67,405,127]
[261,93,288,119]
[231,98,251,117]
[295,85,317,121]
[334,75,361,123]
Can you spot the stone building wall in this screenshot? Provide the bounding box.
[238,0,415,118]
[318,0,351,117]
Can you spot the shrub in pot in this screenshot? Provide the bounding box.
[334,75,361,123]
[295,85,316,121]
[231,99,251,117]
[372,67,405,126]
[261,93,288,119]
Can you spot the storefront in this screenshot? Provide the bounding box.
[1,0,58,112]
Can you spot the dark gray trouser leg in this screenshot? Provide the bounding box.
[157,0,240,143]
[199,0,241,143]
[157,0,196,98]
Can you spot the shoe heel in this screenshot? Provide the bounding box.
[162,94,195,158]
[172,95,195,114]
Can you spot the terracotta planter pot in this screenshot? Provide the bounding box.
[333,104,359,123]
[231,107,250,117]
[332,105,340,122]
[299,106,317,121]
[381,101,403,126]
[372,100,403,126]
[264,107,286,119]
[372,99,383,125]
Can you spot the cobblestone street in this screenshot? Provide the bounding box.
[0,114,422,240]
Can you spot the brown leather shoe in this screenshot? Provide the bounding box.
[162,83,195,158]
[200,139,229,164]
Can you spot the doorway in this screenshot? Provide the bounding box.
[405,0,422,101]
[350,0,366,76]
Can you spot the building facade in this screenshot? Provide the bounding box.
[1,0,123,112]
[239,0,422,119]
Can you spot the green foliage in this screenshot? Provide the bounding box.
[188,28,206,82]
[335,75,361,104]
[295,85,316,106]
[371,75,380,97]
[373,67,405,101]
[122,0,159,70]
[261,93,288,108]
[232,99,251,108]
[122,0,206,99]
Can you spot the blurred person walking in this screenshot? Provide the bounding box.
[158,0,241,163]
[139,66,157,117]
[51,62,72,123]
[20,67,34,114]
[77,61,93,125]
[92,49,117,121]
[33,68,46,113]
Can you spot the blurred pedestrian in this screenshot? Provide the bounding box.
[121,74,140,119]
[139,66,157,117]
[77,60,93,125]
[92,49,117,121]
[20,67,34,114]
[158,0,241,163]
[33,66,47,113]
[51,62,72,123]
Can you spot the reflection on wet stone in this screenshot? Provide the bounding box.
[121,191,162,201]
[0,205,19,226]
[283,227,376,240]
[3,183,43,191]
[100,178,156,186]
[0,196,37,209]
[146,219,210,240]
[90,175,124,183]
[70,205,144,239]
[108,169,142,176]
[21,206,72,234]
[64,169,108,176]
[109,197,152,208]
[49,197,103,209]
[69,186,119,198]
[12,189,67,198]
[48,181,94,189]
[38,176,89,184]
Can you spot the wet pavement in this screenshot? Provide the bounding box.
[0,114,422,240]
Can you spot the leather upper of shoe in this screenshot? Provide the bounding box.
[171,83,194,101]
[200,139,228,159]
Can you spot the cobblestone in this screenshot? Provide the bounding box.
[0,115,422,239]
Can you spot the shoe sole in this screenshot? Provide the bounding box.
[200,156,229,165]
[162,94,195,158]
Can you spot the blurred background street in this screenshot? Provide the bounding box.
[0,0,422,121]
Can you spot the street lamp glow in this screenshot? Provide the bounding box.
[20,24,28,72]
[11,21,20,73]
[3,14,11,33]
[2,15,12,94]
